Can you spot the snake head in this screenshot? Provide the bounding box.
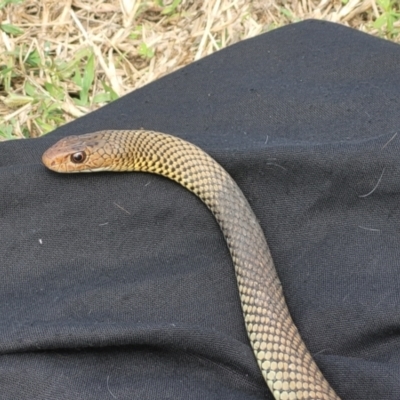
[42,132,120,173]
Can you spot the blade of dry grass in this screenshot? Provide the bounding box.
[0,0,399,140]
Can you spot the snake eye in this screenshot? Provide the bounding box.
[71,151,86,163]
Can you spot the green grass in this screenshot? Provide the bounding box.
[0,0,399,140]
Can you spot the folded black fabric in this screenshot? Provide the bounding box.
[1,19,400,399]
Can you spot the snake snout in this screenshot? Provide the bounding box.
[42,148,60,170]
[42,145,87,173]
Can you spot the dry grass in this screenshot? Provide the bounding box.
[0,0,399,140]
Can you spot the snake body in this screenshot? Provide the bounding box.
[42,130,340,400]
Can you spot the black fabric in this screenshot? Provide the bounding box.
[1,19,400,399]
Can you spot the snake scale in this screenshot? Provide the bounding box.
[42,130,340,400]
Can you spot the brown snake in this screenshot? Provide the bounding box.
[42,130,340,400]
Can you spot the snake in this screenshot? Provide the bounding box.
[42,130,340,400]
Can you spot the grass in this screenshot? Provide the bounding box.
[0,0,399,140]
